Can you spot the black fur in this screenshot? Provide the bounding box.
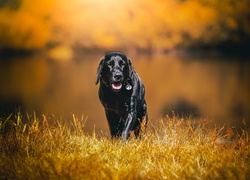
[96,52,148,139]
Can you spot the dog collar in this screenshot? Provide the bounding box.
[124,79,132,90]
[126,84,132,90]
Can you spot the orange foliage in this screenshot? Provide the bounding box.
[0,0,52,49]
[0,0,249,50]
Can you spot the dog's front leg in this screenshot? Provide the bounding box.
[122,96,137,140]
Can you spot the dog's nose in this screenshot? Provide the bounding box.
[114,74,122,80]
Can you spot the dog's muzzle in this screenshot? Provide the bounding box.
[111,71,123,92]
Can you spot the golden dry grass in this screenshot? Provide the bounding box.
[0,113,249,179]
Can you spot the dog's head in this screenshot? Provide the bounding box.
[96,52,133,92]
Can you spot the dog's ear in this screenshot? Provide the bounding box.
[127,57,134,76]
[96,56,105,85]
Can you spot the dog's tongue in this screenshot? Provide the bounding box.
[112,83,122,90]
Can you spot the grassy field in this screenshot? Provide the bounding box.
[0,113,249,179]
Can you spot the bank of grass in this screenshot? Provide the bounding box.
[0,113,249,179]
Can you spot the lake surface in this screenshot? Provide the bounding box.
[0,53,249,133]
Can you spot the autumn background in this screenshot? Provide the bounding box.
[0,0,250,133]
[0,0,250,51]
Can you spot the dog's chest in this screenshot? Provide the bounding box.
[101,89,131,114]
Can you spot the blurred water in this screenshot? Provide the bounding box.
[0,53,249,133]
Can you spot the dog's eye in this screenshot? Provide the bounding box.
[119,60,125,66]
[107,61,114,66]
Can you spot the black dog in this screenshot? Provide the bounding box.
[96,52,148,139]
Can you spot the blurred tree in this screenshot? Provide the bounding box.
[0,0,21,10]
[0,0,52,49]
[0,0,249,52]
